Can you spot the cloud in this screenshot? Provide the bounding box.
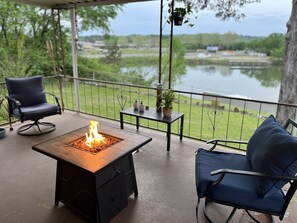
[106,0,291,36]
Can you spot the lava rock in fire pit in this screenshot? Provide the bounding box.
[69,133,122,154]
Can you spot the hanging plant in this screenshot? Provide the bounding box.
[172,7,187,25]
[167,1,195,27]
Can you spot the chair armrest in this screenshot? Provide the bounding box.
[5,95,22,118]
[211,168,297,182]
[284,118,297,130]
[5,95,21,107]
[207,139,248,151]
[45,92,59,101]
[45,92,61,112]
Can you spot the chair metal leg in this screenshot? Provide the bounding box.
[245,210,274,223]
[17,120,56,136]
[225,207,237,223]
[203,199,215,223]
[8,114,13,131]
[196,198,200,223]
[38,121,56,128]
[204,200,237,223]
[36,122,43,133]
[18,122,36,134]
[203,199,274,223]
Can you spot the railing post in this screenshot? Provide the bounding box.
[156,83,163,112]
[70,8,80,112]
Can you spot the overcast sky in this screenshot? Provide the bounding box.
[103,0,292,36]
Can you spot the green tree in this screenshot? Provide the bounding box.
[234,41,247,50]
[102,35,122,65]
[264,33,284,51]
[77,56,122,81]
[0,37,34,81]
[161,37,187,88]
[0,0,121,79]
[247,33,284,56]
[221,32,238,50]
[271,47,285,63]
[76,6,121,33]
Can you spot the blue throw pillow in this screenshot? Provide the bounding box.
[247,115,297,197]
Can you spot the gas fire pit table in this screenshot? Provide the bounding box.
[32,123,152,223]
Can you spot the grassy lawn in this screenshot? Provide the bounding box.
[47,79,270,151]
[0,78,270,151]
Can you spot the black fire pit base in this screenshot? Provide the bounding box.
[56,154,133,223]
[32,125,152,223]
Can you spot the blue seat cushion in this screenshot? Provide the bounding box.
[247,115,297,197]
[13,103,60,120]
[196,149,285,213]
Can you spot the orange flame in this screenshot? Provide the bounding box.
[85,120,105,148]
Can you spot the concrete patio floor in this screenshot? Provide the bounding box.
[0,111,296,223]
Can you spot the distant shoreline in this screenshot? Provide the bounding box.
[81,50,282,66]
[186,58,272,66]
[185,52,274,66]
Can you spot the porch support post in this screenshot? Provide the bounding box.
[158,0,163,84]
[70,8,80,112]
[156,0,164,112]
[168,0,174,90]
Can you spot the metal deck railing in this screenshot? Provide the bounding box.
[1,75,297,151]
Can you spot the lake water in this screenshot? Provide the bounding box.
[173,65,282,102]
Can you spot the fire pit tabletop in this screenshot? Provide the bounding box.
[32,123,152,173]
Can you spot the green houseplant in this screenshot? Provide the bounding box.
[168,1,195,27]
[172,7,187,25]
[161,89,176,117]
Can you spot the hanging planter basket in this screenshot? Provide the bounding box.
[173,15,184,26]
[172,10,185,26]
[167,3,195,27]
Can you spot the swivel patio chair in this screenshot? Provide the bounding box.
[195,115,297,222]
[5,76,61,136]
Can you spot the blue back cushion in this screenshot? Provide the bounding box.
[247,115,297,197]
[5,76,47,107]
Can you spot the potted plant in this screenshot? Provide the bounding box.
[172,7,187,25]
[167,1,195,27]
[161,89,176,117]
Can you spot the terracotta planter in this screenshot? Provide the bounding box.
[163,107,173,118]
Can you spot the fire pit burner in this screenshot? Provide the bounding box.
[69,133,122,154]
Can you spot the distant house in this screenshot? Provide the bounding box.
[197,52,211,58]
[222,50,236,56]
[83,42,92,50]
[206,46,219,53]
[76,41,92,51]
[93,41,105,48]
[247,51,267,57]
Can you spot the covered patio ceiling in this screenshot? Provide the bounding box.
[7,0,154,9]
